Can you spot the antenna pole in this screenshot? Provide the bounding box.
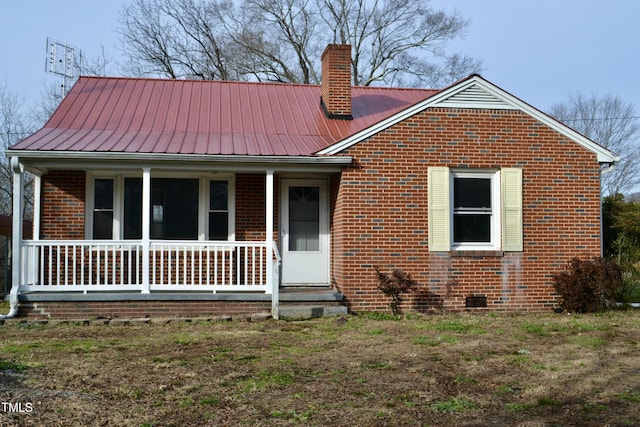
[45,37,81,99]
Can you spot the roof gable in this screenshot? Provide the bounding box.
[433,80,513,109]
[318,75,619,164]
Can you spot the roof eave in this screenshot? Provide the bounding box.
[7,150,353,173]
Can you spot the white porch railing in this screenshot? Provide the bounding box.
[18,240,277,293]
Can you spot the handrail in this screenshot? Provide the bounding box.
[271,240,281,264]
[18,239,271,293]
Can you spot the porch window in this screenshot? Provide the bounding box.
[88,175,233,241]
[124,178,142,239]
[151,178,199,239]
[93,179,114,239]
[209,180,229,240]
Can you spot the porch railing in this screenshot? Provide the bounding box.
[18,240,276,293]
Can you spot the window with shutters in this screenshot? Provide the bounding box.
[428,167,522,252]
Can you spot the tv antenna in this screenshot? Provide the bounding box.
[45,37,82,98]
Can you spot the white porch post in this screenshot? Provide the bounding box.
[32,174,41,241]
[266,170,278,319]
[10,158,24,303]
[141,168,151,294]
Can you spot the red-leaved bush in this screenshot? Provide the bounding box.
[552,257,622,312]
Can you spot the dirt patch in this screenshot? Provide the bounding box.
[1,312,640,426]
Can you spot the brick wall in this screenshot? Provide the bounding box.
[235,173,278,241]
[331,108,602,313]
[18,300,271,319]
[40,170,86,239]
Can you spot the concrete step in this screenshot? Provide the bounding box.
[279,305,348,319]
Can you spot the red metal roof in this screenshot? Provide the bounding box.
[11,77,438,156]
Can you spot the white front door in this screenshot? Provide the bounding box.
[280,179,329,286]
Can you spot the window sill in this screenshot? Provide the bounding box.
[450,250,504,258]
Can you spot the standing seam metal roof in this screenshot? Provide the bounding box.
[11,76,439,156]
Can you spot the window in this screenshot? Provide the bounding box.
[208,180,229,240]
[151,178,199,239]
[92,179,114,239]
[124,178,142,239]
[88,175,233,241]
[428,167,522,252]
[288,186,320,251]
[452,172,497,247]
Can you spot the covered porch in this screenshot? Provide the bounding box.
[7,154,350,319]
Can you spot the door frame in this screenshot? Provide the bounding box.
[279,178,330,287]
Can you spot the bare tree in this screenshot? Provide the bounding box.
[321,0,481,87]
[79,45,114,77]
[119,0,240,80]
[0,86,34,218]
[549,94,640,197]
[117,0,481,86]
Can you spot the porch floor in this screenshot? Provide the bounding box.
[17,287,344,303]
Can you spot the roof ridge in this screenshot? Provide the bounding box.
[76,75,439,92]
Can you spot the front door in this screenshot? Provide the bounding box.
[280,179,329,286]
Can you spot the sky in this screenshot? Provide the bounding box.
[1,0,639,117]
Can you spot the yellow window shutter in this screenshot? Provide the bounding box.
[428,166,450,252]
[501,168,523,252]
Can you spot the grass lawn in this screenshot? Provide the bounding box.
[1,311,640,426]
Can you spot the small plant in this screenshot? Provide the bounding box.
[374,266,418,315]
[0,359,28,372]
[552,257,623,312]
[430,397,477,413]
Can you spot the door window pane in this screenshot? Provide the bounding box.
[289,186,319,251]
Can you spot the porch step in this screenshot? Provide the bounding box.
[279,305,348,319]
[278,287,348,319]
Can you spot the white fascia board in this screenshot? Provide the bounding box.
[469,78,620,164]
[317,75,619,164]
[8,150,353,173]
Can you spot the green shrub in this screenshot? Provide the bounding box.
[552,257,622,312]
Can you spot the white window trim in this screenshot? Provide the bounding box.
[86,172,235,241]
[450,170,501,251]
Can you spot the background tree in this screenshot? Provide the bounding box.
[0,86,34,218]
[602,194,640,300]
[118,0,482,86]
[549,93,640,197]
[0,50,114,220]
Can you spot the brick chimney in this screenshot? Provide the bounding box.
[320,44,352,120]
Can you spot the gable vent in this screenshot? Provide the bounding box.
[436,83,514,110]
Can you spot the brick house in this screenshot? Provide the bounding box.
[4,44,618,319]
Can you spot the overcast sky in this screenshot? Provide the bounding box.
[1,0,638,116]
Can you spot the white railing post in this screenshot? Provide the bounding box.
[141,168,151,293]
[265,170,278,319]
